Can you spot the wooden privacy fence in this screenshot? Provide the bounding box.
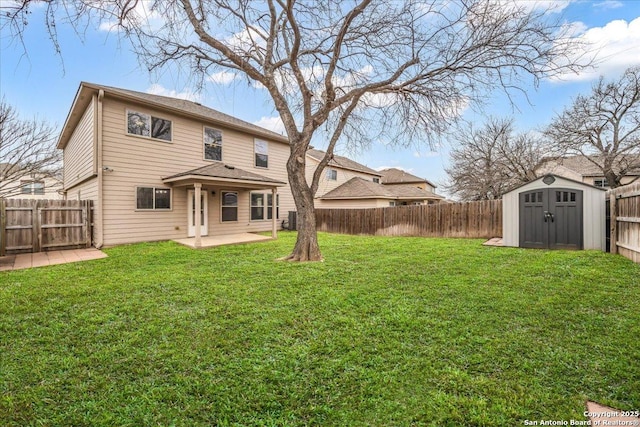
[608,182,640,263]
[0,199,93,255]
[315,200,502,238]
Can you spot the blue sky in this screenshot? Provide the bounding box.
[1,0,640,194]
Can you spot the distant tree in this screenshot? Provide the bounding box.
[0,100,61,198]
[2,0,587,260]
[545,66,640,188]
[445,118,547,200]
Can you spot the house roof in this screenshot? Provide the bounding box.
[379,167,437,188]
[320,177,444,200]
[539,155,640,177]
[306,149,381,176]
[58,82,289,149]
[162,162,286,188]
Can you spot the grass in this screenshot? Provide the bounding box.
[1,232,639,426]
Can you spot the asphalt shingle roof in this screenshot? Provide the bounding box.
[320,177,444,200]
[379,168,437,188]
[163,163,286,185]
[541,155,640,177]
[307,149,381,176]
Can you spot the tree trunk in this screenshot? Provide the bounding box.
[283,145,323,262]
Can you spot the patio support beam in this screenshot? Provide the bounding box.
[272,187,277,239]
[194,183,202,248]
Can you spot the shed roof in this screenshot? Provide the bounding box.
[503,174,607,195]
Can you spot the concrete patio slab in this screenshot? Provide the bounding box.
[483,237,504,247]
[586,401,640,425]
[0,248,107,272]
[174,233,274,248]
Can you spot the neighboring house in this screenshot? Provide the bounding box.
[307,149,444,208]
[0,163,63,199]
[58,82,294,248]
[536,155,640,188]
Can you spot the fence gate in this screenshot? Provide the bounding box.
[0,199,92,255]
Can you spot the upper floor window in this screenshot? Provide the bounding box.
[594,178,609,188]
[373,177,380,183]
[127,110,172,142]
[21,180,45,195]
[204,127,222,161]
[136,187,171,210]
[326,169,337,181]
[255,139,268,168]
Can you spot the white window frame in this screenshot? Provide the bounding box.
[204,126,223,161]
[250,191,280,221]
[326,169,337,181]
[20,180,45,195]
[221,191,239,222]
[594,178,609,188]
[126,109,173,142]
[135,186,172,211]
[254,139,269,168]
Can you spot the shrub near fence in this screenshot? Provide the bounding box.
[315,200,502,239]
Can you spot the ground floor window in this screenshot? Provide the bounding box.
[222,191,238,221]
[251,192,279,220]
[136,187,171,210]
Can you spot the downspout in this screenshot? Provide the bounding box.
[95,89,105,248]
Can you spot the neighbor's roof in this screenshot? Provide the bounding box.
[379,167,437,188]
[320,177,444,200]
[58,82,289,149]
[163,162,286,187]
[306,149,381,176]
[539,155,640,177]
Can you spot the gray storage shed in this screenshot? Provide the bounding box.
[502,174,606,250]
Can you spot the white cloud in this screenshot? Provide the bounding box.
[146,84,201,102]
[498,0,573,14]
[208,71,239,85]
[593,1,624,10]
[253,116,286,134]
[552,17,640,82]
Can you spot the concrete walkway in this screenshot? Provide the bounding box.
[0,248,107,272]
[173,233,274,248]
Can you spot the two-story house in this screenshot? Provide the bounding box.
[307,150,443,208]
[58,82,294,248]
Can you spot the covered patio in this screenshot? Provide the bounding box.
[173,233,274,249]
[162,163,287,248]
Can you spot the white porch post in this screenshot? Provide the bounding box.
[271,187,277,239]
[194,183,202,248]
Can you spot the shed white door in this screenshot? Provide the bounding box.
[519,188,583,250]
[188,189,208,237]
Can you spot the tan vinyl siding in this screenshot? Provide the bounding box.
[63,99,95,188]
[99,97,294,246]
[307,156,381,197]
[64,177,99,244]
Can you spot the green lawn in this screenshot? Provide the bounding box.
[1,232,639,426]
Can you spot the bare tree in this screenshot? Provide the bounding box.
[445,118,547,200]
[2,0,587,260]
[0,100,61,198]
[545,66,640,188]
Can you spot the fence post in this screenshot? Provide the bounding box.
[0,198,6,257]
[33,201,41,253]
[609,193,617,254]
